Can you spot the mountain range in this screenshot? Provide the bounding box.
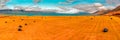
[105,5,120,15]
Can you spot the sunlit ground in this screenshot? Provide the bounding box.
[0,16,120,40]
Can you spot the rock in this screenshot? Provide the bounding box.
[103,28,108,32]
[18,28,22,31]
[5,21,7,23]
[25,23,27,26]
[19,25,22,28]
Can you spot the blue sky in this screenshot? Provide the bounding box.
[5,0,113,8]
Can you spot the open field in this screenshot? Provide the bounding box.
[0,16,120,40]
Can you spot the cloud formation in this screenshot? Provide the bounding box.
[33,0,41,4]
[67,0,74,3]
[73,3,109,13]
[0,0,9,9]
[57,6,71,11]
[0,0,9,4]
[106,0,120,5]
[59,2,71,5]
[73,4,97,13]
[56,7,80,14]
[59,0,75,5]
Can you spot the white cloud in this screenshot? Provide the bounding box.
[73,4,98,13]
[72,3,112,13]
[58,2,71,5]
[67,0,74,3]
[55,6,84,14]
[58,0,75,5]
[33,0,41,4]
[97,6,108,11]
[56,8,81,14]
[106,0,120,5]
[57,6,71,11]
[0,0,9,3]
[94,3,103,7]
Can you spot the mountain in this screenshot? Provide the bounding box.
[105,6,120,15]
[112,6,120,11]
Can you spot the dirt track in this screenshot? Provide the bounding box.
[0,16,120,40]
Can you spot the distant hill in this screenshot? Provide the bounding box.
[112,6,120,11]
[105,6,120,15]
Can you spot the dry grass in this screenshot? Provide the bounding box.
[0,16,120,40]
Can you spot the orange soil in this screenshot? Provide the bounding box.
[0,16,120,40]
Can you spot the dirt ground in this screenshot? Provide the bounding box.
[0,16,120,40]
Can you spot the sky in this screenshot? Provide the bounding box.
[1,0,119,13]
[5,0,110,8]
